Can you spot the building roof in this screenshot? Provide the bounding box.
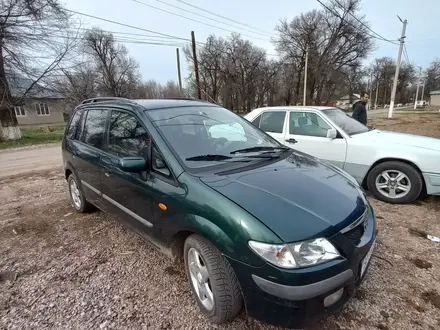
[9,76,63,99]
[429,90,440,96]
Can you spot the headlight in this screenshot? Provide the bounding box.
[249,238,340,269]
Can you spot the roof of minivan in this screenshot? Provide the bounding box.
[133,99,216,110]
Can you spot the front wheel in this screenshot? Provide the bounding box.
[184,234,243,324]
[366,161,423,204]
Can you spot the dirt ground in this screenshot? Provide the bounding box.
[369,110,440,139]
[1,112,440,330]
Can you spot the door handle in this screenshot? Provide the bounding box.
[285,138,298,144]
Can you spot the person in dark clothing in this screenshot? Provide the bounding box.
[352,93,369,125]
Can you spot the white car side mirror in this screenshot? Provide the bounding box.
[326,128,337,139]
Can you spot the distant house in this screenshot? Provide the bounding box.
[9,76,66,126]
[334,93,360,109]
[430,90,440,106]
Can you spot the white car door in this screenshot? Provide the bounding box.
[284,111,348,168]
[250,110,287,144]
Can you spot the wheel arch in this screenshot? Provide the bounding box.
[169,216,236,261]
[168,214,266,267]
[362,157,426,192]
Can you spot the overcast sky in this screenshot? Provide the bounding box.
[64,0,440,85]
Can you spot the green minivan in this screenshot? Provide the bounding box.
[62,97,376,328]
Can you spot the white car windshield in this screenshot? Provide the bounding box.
[146,106,286,169]
[322,108,369,135]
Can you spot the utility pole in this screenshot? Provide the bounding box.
[421,81,425,103]
[374,73,380,109]
[414,66,422,109]
[388,17,408,118]
[191,31,202,99]
[176,48,183,96]
[303,44,308,106]
[369,72,373,111]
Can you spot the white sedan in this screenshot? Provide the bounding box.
[244,106,440,204]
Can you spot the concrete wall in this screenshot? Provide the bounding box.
[16,98,66,126]
[430,95,440,106]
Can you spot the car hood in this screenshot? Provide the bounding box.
[355,130,440,151]
[199,151,367,242]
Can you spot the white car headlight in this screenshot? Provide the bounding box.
[249,238,340,269]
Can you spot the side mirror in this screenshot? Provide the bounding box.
[118,157,147,173]
[326,128,337,139]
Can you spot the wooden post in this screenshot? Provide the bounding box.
[176,48,183,96]
[191,31,202,99]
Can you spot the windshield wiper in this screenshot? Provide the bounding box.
[230,146,288,154]
[244,154,281,159]
[186,154,233,161]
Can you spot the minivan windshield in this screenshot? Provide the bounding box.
[322,108,369,135]
[147,106,286,169]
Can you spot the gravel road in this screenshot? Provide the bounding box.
[1,173,440,330]
[0,144,62,179]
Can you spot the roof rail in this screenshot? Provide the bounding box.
[161,97,197,100]
[80,97,133,105]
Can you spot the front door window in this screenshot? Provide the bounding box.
[108,111,150,157]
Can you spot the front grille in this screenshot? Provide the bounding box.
[343,223,364,245]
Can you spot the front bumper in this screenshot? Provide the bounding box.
[423,172,440,195]
[227,205,376,329]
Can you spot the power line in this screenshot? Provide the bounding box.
[7,31,189,47]
[74,27,181,40]
[332,0,398,44]
[151,0,273,38]
[316,0,398,44]
[403,44,410,64]
[131,0,270,42]
[64,8,192,42]
[176,0,273,36]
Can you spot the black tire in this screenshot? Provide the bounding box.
[366,161,423,204]
[67,173,94,213]
[184,234,243,324]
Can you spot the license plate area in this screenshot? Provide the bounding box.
[361,240,375,277]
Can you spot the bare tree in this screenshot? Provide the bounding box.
[369,57,415,105]
[53,62,98,112]
[84,28,140,98]
[133,79,181,99]
[425,59,440,99]
[0,0,78,140]
[274,0,373,105]
[184,33,274,111]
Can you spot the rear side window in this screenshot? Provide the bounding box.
[108,111,150,157]
[66,109,83,139]
[259,111,286,133]
[82,109,109,149]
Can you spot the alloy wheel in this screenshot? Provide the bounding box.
[375,170,411,199]
[187,247,214,311]
[69,179,82,209]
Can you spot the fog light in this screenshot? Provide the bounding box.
[323,288,344,307]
